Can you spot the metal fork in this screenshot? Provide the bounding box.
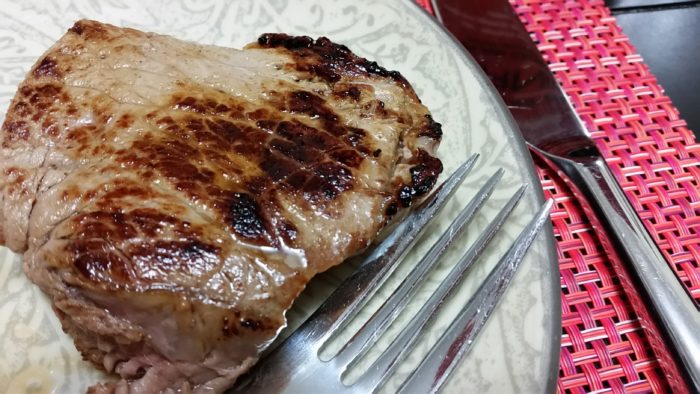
[234,154,553,393]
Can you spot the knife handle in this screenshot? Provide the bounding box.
[537,147,700,391]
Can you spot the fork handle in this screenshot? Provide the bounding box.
[536,146,700,391]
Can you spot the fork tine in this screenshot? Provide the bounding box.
[317,155,480,342]
[354,185,528,392]
[397,199,554,394]
[332,169,506,367]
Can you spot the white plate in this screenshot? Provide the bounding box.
[0,1,560,393]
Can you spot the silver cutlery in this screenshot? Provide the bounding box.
[432,0,700,389]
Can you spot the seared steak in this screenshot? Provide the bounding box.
[0,20,442,393]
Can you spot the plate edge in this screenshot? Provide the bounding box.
[406,1,562,392]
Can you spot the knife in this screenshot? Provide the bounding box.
[431,0,700,390]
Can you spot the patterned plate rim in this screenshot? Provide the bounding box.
[408,1,561,391]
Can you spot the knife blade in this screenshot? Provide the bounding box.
[432,0,700,390]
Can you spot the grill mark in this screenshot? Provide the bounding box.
[308,162,353,201]
[4,84,71,147]
[170,94,254,121]
[284,90,370,155]
[3,167,29,196]
[409,151,443,196]
[116,113,134,128]
[270,137,323,164]
[260,150,299,182]
[256,120,276,132]
[31,84,67,97]
[42,116,59,137]
[288,91,339,132]
[69,20,110,40]
[226,193,271,244]
[99,186,158,208]
[256,33,412,90]
[287,90,354,137]
[329,148,363,168]
[72,239,135,283]
[419,114,443,139]
[203,118,244,144]
[66,125,96,146]
[72,205,197,240]
[144,82,371,213]
[129,209,192,237]
[69,205,219,284]
[3,121,30,144]
[174,96,206,114]
[333,85,361,101]
[129,240,220,280]
[33,57,62,79]
[394,149,444,208]
[275,121,340,151]
[13,102,31,117]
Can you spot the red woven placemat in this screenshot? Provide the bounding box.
[415,0,700,392]
[513,1,698,392]
[537,159,670,393]
[514,0,700,306]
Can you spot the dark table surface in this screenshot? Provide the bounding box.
[607,0,700,138]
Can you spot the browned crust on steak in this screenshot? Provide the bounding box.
[1,19,443,393]
[254,33,414,90]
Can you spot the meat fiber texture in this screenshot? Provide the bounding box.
[0,20,442,393]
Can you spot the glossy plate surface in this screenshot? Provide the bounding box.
[0,1,559,392]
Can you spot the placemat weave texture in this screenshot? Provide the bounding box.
[415,0,699,392]
[537,160,673,393]
[513,0,700,306]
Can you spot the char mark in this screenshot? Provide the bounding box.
[257,33,411,88]
[72,239,134,283]
[285,91,368,152]
[287,91,340,133]
[410,150,443,196]
[68,20,110,39]
[129,240,221,280]
[419,114,443,139]
[275,121,338,151]
[260,149,301,182]
[2,121,30,145]
[33,57,62,79]
[307,162,354,200]
[333,86,362,101]
[226,193,271,244]
[270,137,322,164]
[396,149,443,208]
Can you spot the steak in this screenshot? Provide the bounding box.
[0,20,442,393]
